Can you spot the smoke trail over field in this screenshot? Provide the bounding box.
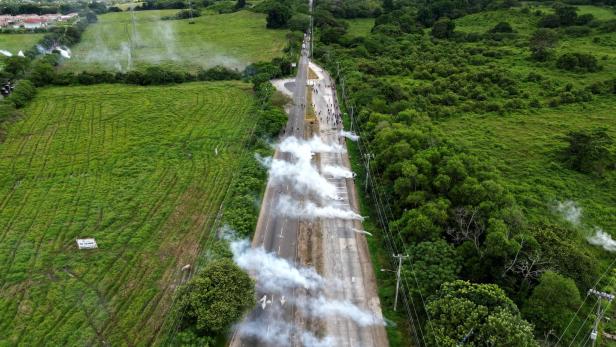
[556,200,582,225]
[77,16,244,71]
[0,50,12,57]
[556,200,616,252]
[587,229,616,252]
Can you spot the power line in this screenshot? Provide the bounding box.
[336,68,436,346]
[556,255,616,345]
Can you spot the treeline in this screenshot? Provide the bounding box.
[313,0,615,345]
[0,2,110,15]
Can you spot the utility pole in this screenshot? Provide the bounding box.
[589,289,614,346]
[188,0,194,24]
[393,254,409,311]
[363,152,374,193]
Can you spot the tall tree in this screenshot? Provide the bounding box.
[563,127,614,175]
[529,28,559,61]
[426,280,538,346]
[266,2,292,29]
[522,271,582,343]
[177,258,255,335]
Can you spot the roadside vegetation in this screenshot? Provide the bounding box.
[315,0,616,345]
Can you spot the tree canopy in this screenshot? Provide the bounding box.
[177,258,255,335]
[426,280,538,346]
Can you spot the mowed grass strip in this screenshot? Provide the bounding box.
[0,33,45,54]
[63,10,288,72]
[0,81,256,345]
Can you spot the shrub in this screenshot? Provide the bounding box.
[563,25,591,37]
[576,13,594,25]
[539,14,561,28]
[7,79,36,108]
[556,52,601,72]
[197,66,241,81]
[490,21,514,33]
[562,127,614,175]
[431,18,455,39]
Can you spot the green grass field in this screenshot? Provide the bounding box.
[63,10,288,72]
[448,6,616,246]
[0,33,44,55]
[346,18,375,37]
[436,97,616,232]
[454,7,616,88]
[0,81,257,345]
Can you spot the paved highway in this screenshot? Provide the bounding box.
[231,23,387,347]
[230,31,311,347]
[310,63,389,347]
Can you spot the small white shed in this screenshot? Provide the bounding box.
[76,238,98,249]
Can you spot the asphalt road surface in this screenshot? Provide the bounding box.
[229,33,311,347]
[310,62,389,347]
[230,31,388,347]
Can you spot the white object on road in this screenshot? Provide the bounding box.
[76,238,98,249]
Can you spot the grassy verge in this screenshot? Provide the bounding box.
[0,33,45,55]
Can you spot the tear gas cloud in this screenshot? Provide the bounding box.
[556,200,581,225]
[0,50,12,57]
[278,135,345,157]
[230,236,384,347]
[79,20,243,71]
[588,229,616,252]
[340,130,359,141]
[231,238,324,293]
[276,195,363,221]
[556,200,615,252]
[255,153,339,200]
[323,165,354,179]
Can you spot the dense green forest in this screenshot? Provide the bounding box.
[312,0,616,345]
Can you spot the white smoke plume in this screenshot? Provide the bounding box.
[556,200,582,225]
[340,130,359,141]
[587,229,616,252]
[256,136,347,200]
[229,237,384,346]
[17,50,24,57]
[256,153,339,200]
[56,47,71,59]
[0,50,12,57]
[323,165,354,179]
[231,238,324,293]
[36,44,71,59]
[278,135,345,157]
[275,195,363,221]
[303,296,383,327]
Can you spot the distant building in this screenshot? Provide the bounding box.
[23,17,46,29]
[0,13,78,30]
